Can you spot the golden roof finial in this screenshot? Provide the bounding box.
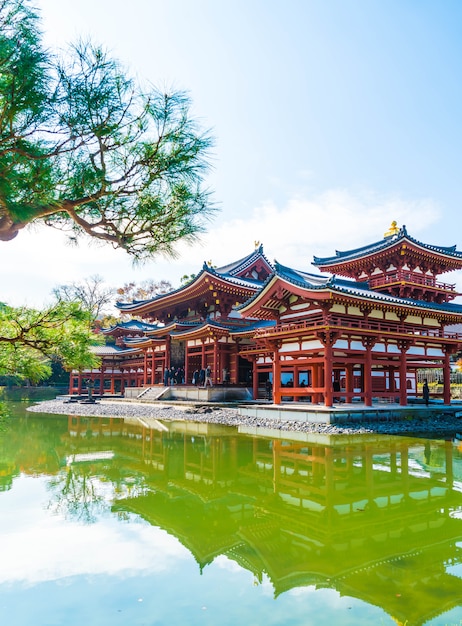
[254,240,260,249]
[384,220,399,238]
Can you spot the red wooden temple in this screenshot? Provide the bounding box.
[70,224,462,406]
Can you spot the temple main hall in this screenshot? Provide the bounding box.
[70,223,462,408]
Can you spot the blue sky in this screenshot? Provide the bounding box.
[2,0,462,306]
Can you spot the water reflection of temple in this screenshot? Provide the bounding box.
[62,415,462,626]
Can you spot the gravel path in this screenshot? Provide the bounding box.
[26,398,462,437]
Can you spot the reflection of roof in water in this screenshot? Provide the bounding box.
[112,490,250,569]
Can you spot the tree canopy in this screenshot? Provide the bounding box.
[0,301,101,383]
[53,274,115,320]
[0,0,215,261]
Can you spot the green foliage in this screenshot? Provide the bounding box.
[180,273,197,285]
[0,300,101,382]
[0,0,215,260]
[0,400,11,432]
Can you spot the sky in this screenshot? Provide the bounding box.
[2,0,462,308]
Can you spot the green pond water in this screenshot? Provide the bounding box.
[2,391,462,626]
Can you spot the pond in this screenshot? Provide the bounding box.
[2,390,462,626]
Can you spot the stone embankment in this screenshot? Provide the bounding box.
[27,398,462,437]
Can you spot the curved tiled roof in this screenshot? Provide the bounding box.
[215,243,273,277]
[278,262,462,313]
[92,344,142,356]
[145,320,197,334]
[313,225,462,267]
[123,336,155,346]
[228,319,276,334]
[101,320,160,333]
[270,263,345,288]
[116,251,265,313]
[204,264,263,288]
[165,316,273,337]
[239,260,462,316]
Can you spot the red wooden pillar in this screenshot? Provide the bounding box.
[359,364,364,401]
[318,330,338,407]
[110,361,115,394]
[324,342,333,407]
[345,363,354,403]
[252,357,258,400]
[184,343,190,386]
[312,364,320,403]
[443,349,452,405]
[388,364,395,394]
[272,345,282,404]
[361,338,375,407]
[213,338,218,385]
[218,340,225,385]
[166,336,171,370]
[293,365,299,402]
[364,348,372,407]
[231,339,240,384]
[161,350,167,380]
[143,349,148,386]
[77,372,82,395]
[398,345,409,406]
[201,340,205,369]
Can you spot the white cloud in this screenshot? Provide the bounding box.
[0,514,189,586]
[0,476,190,586]
[0,188,445,308]
[184,188,441,270]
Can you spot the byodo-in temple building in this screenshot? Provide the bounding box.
[70,223,462,407]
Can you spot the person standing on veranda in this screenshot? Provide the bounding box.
[204,365,213,387]
[423,380,430,406]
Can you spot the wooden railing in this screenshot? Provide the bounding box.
[368,271,455,291]
[252,315,462,341]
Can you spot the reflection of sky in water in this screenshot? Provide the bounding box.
[0,475,190,586]
[0,476,392,626]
